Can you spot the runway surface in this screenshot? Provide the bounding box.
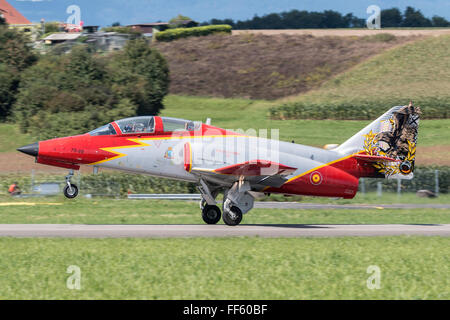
[0,224,449,238]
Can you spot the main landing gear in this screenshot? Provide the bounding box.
[63,170,78,199]
[202,205,222,225]
[198,179,254,227]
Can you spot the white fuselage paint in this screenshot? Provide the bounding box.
[92,135,344,185]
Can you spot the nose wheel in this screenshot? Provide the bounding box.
[63,170,79,199]
[63,184,79,199]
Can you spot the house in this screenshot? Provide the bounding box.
[42,31,138,53]
[127,22,169,37]
[85,32,135,51]
[0,0,31,25]
[83,25,99,34]
[43,32,82,45]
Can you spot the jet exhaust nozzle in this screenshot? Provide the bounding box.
[17,142,39,157]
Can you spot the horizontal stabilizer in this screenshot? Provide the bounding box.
[353,154,400,163]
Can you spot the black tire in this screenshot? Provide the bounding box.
[222,206,243,226]
[202,205,221,225]
[63,184,79,199]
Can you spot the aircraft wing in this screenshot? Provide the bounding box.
[190,160,297,188]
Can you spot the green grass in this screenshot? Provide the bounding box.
[0,237,448,299]
[0,123,34,153]
[162,95,449,147]
[0,197,449,225]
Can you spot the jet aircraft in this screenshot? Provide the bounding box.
[18,103,420,226]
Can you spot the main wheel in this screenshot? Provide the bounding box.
[202,205,221,225]
[63,184,79,199]
[222,206,243,226]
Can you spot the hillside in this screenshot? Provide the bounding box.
[155,33,417,99]
[273,34,450,116]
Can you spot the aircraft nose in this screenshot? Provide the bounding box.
[17,142,39,157]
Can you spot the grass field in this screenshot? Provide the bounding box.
[0,196,449,225]
[0,236,448,299]
[0,124,33,153]
[162,95,450,148]
[0,197,448,300]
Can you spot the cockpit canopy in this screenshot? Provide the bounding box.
[89,124,117,136]
[88,116,202,136]
[161,117,202,132]
[116,116,155,134]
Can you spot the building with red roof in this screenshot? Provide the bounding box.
[0,0,31,25]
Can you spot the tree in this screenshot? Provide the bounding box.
[44,22,60,34]
[169,14,198,28]
[381,8,403,27]
[0,64,19,119]
[202,7,443,29]
[13,41,170,139]
[0,25,37,120]
[0,25,37,71]
[432,16,450,27]
[13,46,129,138]
[109,39,170,116]
[62,45,105,89]
[402,7,432,27]
[321,10,347,28]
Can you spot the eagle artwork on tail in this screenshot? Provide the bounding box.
[369,102,420,177]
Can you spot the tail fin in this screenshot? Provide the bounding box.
[335,102,421,179]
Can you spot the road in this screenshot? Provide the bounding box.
[0,224,448,238]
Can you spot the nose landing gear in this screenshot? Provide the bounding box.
[63,170,78,199]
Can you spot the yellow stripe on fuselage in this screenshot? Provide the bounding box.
[89,134,248,166]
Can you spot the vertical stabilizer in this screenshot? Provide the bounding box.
[335,102,420,179]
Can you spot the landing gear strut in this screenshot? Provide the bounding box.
[63,170,78,199]
[221,180,254,226]
[198,179,221,225]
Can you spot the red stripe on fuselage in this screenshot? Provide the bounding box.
[266,163,359,199]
